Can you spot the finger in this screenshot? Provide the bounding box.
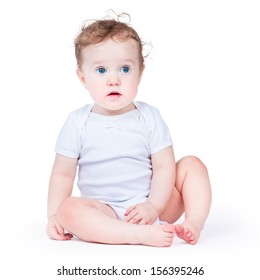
[129,213,143,224]
[54,223,72,240]
[49,228,66,240]
[137,219,147,225]
[124,205,136,216]
[64,233,73,240]
[124,212,137,222]
[56,223,66,237]
[124,207,138,221]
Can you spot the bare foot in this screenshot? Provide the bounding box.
[174,223,200,245]
[135,223,175,247]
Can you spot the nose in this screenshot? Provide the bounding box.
[107,73,120,86]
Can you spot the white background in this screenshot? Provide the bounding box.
[0,0,259,279]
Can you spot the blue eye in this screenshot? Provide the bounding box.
[120,66,130,73]
[96,67,106,74]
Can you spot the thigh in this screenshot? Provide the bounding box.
[60,197,118,220]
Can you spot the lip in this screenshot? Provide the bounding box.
[107,91,122,97]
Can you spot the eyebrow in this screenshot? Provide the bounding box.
[91,58,136,67]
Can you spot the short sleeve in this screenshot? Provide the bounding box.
[135,102,173,154]
[148,107,173,154]
[55,105,92,158]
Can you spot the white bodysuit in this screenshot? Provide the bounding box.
[55,101,172,220]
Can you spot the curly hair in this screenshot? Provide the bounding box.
[74,13,145,68]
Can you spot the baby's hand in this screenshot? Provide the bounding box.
[124,202,159,225]
[46,216,73,241]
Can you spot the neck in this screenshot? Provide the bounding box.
[92,103,136,116]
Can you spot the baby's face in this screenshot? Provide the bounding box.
[77,38,144,115]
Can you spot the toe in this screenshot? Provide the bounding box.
[163,223,175,233]
[174,224,183,234]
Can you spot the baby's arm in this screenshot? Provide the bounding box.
[46,154,77,240]
[125,146,176,224]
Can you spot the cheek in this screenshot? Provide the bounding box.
[126,85,139,100]
[128,77,140,92]
[85,77,101,91]
[87,82,104,100]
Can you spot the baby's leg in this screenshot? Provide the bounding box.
[160,156,211,244]
[57,197,175,247]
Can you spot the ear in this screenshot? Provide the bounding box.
[76,68,86,85]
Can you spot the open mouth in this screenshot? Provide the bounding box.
[107,92,122,97]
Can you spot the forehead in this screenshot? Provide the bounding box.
[81,38,140,64]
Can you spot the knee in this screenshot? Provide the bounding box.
[178,156,209,175]
[57,197,78,224]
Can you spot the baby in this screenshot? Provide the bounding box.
[46,14,211,247]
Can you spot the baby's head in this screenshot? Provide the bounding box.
[74,14,147,115]
[74,15,145,70]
